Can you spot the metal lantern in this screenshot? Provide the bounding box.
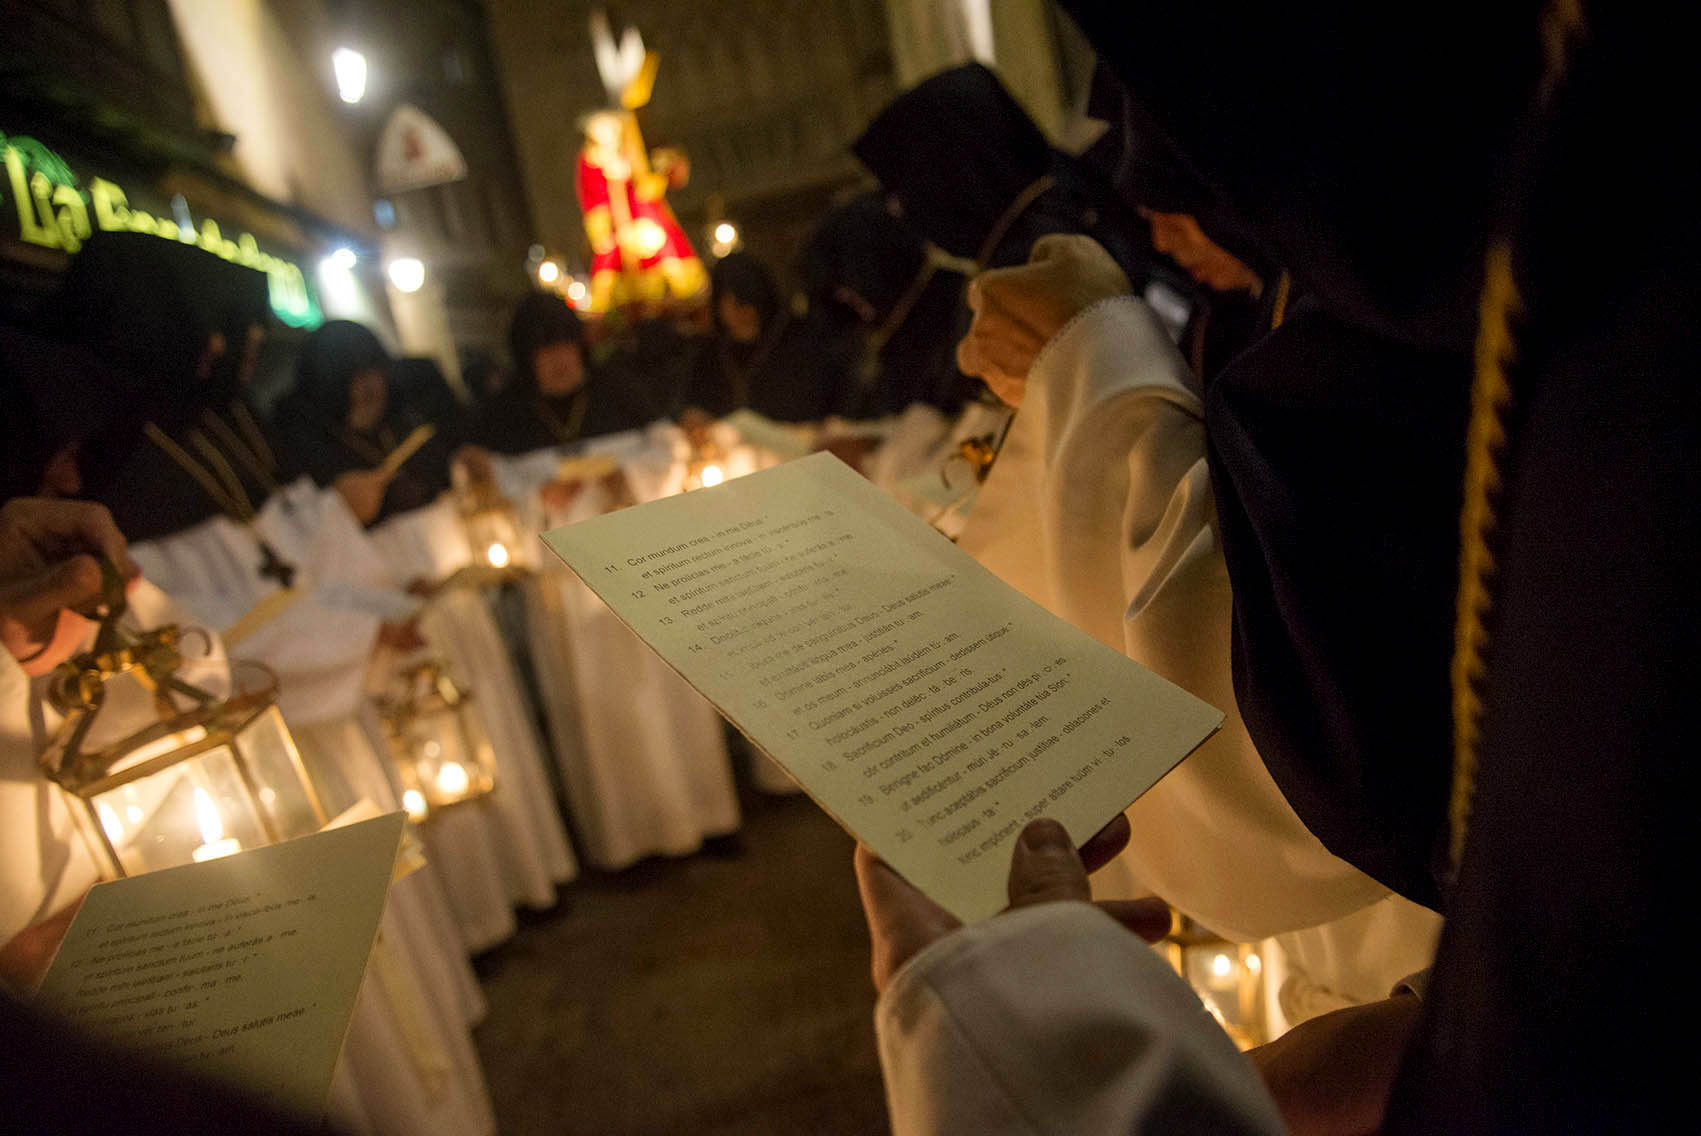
[39,625,326,879]
[683,435,728,492]
[455,472,532,574]
[377,660,496,823]
[1160,915,1269,1049]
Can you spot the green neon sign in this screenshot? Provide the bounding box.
[1,128,322,329]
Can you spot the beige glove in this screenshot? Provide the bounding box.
[957,234,1133,407]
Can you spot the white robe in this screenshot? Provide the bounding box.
[369,497,579,928]
[877,902,1283,1135]
[125,483,494,1135]
[956,297,1438,1002]
[495,426,741,868]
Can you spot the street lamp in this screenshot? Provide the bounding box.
[333,47,368,105]
[388,257,425,293]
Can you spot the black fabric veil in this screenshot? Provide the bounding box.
[853,63,1151,278]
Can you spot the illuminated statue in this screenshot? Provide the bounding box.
[577,12,706,312]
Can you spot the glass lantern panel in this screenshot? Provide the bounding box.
[465,507,530,571]
[454,696,498,788]
[1184,946,1250,1034]
[235,704,323,840]
[397,707,476,808]
[92,745,271,876]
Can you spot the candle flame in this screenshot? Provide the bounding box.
[193,787,224,845]
[435,762,470,796]
[700,464,724,487]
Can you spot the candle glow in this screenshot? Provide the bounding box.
[191,787,242,862]
[435,762,470,796]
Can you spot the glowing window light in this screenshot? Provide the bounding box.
[388,257,425,293]
[333,48,368,104]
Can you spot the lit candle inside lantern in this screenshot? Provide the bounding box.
[402,788,428,822]
[486,542,511,569]
[191,787,242,862]
[699,464,725,488]
[435,761,470,797]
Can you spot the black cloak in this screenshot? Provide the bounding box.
[270,320,453,524]
[852,63,1151,280]
[1065,1,1693,1127]
[55,233,278,543]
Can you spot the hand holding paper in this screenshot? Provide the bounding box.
[543,453,1221,921]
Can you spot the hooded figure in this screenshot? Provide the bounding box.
[470,292,659,454]
[795,194,978,417]
[853,63,1151,281]
[0,328,114,500]
[673,251,858,423]
[270,321,451,525]
[1049,3,1692,1128]
[54,233,278,543]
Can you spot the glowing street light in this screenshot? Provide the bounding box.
[388,257,425,293]
[324,246,357,272]
[565,279,588,305]
[537,259,561,284]
[709,221,740,258]
[333,47,368,104]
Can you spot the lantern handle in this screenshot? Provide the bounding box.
[89,556,130,657]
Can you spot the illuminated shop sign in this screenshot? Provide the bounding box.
[1,128,322,328]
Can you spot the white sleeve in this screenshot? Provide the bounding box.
[876,902,1284,1136]
[1029,298,1389,940]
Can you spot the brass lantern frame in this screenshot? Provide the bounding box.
[376,659,497,821]
[39,619,327,878]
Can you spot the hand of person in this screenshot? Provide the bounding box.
[0,893,86,996]
[334,468,396,526]
[679,408,716,450]
[1246,993,1422,1136]
[376,619,427,653]
[539,479,585,513]
[855,814,1171,994]
[451,445,496,487]
[957,234,1133,408]
[0,498,138,672]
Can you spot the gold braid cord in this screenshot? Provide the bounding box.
[1449,241,1519,871]
[1448,0,1586,873]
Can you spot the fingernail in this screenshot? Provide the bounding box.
[1020,818,1068,851]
